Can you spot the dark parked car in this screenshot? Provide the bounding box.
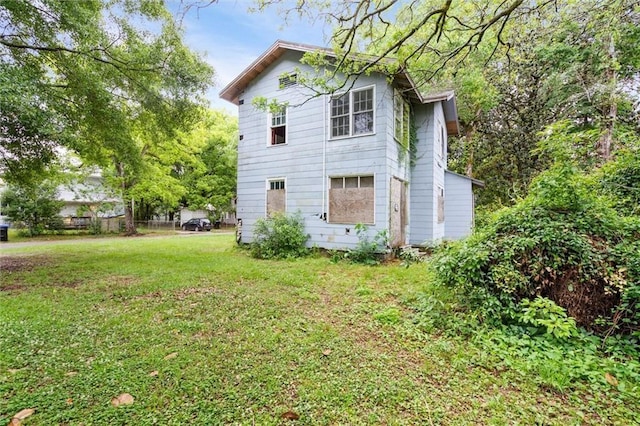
[181,218,212,232]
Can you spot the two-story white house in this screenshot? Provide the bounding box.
[220,40,482,250]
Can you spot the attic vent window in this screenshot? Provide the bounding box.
[279,74,298,89]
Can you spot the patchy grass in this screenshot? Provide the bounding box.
[0,234,637,424]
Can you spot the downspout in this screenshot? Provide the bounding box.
[322,94,327,220]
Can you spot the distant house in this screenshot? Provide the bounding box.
[220,40,482,250]
[58,173,123,228]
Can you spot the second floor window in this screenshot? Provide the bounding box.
[330,87,374,138]
[394,91,411,148]
[270,107,287,145]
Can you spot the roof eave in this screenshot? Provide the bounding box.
[219,40,333,105]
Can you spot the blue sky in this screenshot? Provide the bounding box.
[171,1,330,114]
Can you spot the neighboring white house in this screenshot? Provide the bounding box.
[58,173,123,226]
[0,173,123,227]
[220,40,482,250]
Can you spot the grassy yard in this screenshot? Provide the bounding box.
[0,234,637,425]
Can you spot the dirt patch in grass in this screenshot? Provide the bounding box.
[0,255,52,274]
[0,255,85,291]
[1,255,56,292]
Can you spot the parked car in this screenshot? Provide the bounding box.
[181,218,212,232]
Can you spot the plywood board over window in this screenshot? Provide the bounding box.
[329,176,374,224]
[389,177,407,247]
[267,179,286,216]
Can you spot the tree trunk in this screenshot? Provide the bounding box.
[124,200,136,235]
[597,32,617,162]
[116,161,137,235]
[464,125,477,177]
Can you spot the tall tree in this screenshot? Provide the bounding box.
[0,0,214,234]
[180,110,238,219]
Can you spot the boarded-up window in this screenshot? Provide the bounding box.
[267,179,285,216]
[329,175,374,224]
[437,186,445,223]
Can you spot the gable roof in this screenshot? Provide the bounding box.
[219,40,459,134]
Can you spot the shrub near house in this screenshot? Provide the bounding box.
[434,163,640,337]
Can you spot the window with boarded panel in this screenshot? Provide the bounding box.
[329,175,374,224]
[267,179,286,216]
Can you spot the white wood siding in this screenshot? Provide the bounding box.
[444,171,475,239]
[236,51,392,249]
[408,104,435,244]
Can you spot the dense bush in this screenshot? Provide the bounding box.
[1,182,65,236]
[599,148,640,216]
[250,211,309,259]
[433,163,640,337]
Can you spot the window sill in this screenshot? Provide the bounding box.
[267,143,288,147]
[329,132,376,141]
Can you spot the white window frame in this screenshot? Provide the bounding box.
[438,120,446,159]
[266,177,287,216]
[267,106,288,146]
[394,90,411,148]
[329,85,376,139]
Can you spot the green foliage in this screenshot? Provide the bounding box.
[181,110,238,217]
[250,211,309,259]
[343,224,389,265]
[599,148,640,216]
[398,246,424,268]
[433,163,640,336]
[1,234,638,422]
[374,307,402,325]
[517,297,578,340]
[414,292,640,397]
[2,182,65,236]
[251,96,289,113]
[0,0,214,234]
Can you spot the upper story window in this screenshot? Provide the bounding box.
[394,90,411,148]
[269,107,287,145]
[279,73,298,89]
[438,123,446,159]
[330,86,374,138]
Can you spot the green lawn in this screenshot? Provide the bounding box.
[0,234,636,425]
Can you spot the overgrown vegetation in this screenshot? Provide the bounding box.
[1,235,638,424]
[1,182,64,236]
[433,161,640,340]
[250,211,309,259]
[333,224,389,265]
